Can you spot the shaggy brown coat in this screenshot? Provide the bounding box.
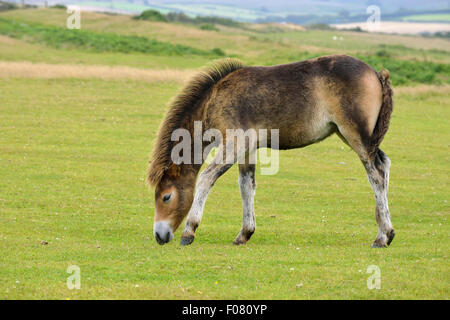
[148,55,394,248]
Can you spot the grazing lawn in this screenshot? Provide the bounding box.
[0,8,448,299]
[0,78,448,299]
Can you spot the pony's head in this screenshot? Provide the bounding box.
[151,163,196,245]
[147,58,244,245]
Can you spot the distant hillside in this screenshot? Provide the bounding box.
[7,0,450,23]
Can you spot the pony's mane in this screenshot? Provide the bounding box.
[147,58,244,186]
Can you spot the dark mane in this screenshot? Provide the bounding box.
[147,58,244,186]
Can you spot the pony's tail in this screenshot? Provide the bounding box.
[369,69,393,158]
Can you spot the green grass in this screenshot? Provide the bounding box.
[0,17,225,57]
[358,54,450,85]
[0,78,448,299]
[0,8,449,300]
[0,36,211,69]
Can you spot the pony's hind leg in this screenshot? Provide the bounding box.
[364,149,395,247]
[233,163,256,245]
[337,126,394,247]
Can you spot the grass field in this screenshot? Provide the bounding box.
[0,8,449,300]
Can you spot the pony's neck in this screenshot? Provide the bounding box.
[178,104,207,177]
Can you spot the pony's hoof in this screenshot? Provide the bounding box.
[180,235,194,246]
[232,239,247,245]
[371,229,395,248]
[233,230,254,245]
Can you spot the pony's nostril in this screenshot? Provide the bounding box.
[154,221,174,245]
[155,231,171,245]
[163,232,170,242]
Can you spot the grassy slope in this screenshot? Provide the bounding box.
[1,9,448,87]
[1,8,449,64]
[0,35,210,69]
[0,9,449,299]
[0,18,224,57]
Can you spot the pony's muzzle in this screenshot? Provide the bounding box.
[154,221,174,245]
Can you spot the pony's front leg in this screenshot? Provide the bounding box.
[233,164,256,245]
[180,161,234,245]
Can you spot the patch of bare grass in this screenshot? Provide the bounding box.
[395,84,450,95]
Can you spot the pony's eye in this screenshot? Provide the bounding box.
[162,193,172,203]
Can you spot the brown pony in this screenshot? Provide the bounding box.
[147,55,395,248]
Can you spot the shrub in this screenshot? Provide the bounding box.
[134,9,167,22]
[199,23,218,31]
[166,12,193,23]
[51,4,67,9]
[195,16,241,28]
[376,50,391,58]
[135,9,243,28]
[210,48,225,56]
[358,54,450,85]
[305,23,335,30]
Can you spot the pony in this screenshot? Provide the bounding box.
[147,55,395,248]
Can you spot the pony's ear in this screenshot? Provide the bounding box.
[166,163,181,178]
